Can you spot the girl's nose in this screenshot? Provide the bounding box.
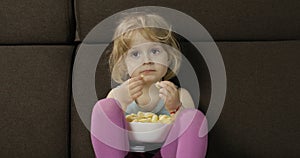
[142,53,153,64]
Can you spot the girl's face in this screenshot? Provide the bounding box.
[125,32,170,83]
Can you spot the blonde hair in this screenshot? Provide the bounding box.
[109,12,182,83]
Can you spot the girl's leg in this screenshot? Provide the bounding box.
[160,109,208,158]
[91,98,129,158]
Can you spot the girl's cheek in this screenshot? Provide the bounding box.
[155,60,168,67]
[152,54,169,67]
[126,61,141,76]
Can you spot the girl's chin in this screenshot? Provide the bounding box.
[141,75,160,83]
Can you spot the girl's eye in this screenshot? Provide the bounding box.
[150,48,160,55]
[130,51,140,58]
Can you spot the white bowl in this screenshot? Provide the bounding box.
[128,122,173,143]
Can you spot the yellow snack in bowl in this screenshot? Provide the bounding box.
[137,118,152,123]
[151,115,158,123]
[159,115,169,121]
[125,113,137,122]
[160,117,172,124]
[126,111,173,124]
[144,112,155,118]
[137,111,145,117]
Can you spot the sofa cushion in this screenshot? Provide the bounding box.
[0,0,75,44]
[207,41,300,158]
[75,0,300,41]
[0,46,74,157]
[71,99,95,158]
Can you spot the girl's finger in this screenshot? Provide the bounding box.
[159,87,169,96]
[159,81,177,92]
[159,93,167,102]
[131,91,143,100]
[160,83,176,96]
[129,75,143,84]
[129,80,144,90]
[130,85,143,95]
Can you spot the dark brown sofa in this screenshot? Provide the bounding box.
[1,0,299,157]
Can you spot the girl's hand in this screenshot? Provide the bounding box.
[128,75,145,100]
[109,75,144,111]
[157,81,182,112]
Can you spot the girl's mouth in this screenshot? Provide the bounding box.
[141,70,156,74]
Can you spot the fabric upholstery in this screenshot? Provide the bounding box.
[207,41,300,158]
[0,46,74,157]
[71,41,300,157]
[71,100,95,158]
[75,0,300,41]
[0,0,299,157]
[0,0,75,44]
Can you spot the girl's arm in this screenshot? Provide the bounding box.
[106,88,130,111]
[106,76,144,111]
[178,88,196,109]
[158,81,195,113]
[169,88,195,117]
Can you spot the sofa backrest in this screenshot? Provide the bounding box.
[72,1,300,158]
[0,0,75,157]
[1,0,299,157]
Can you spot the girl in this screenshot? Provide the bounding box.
[91,12,207,158]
